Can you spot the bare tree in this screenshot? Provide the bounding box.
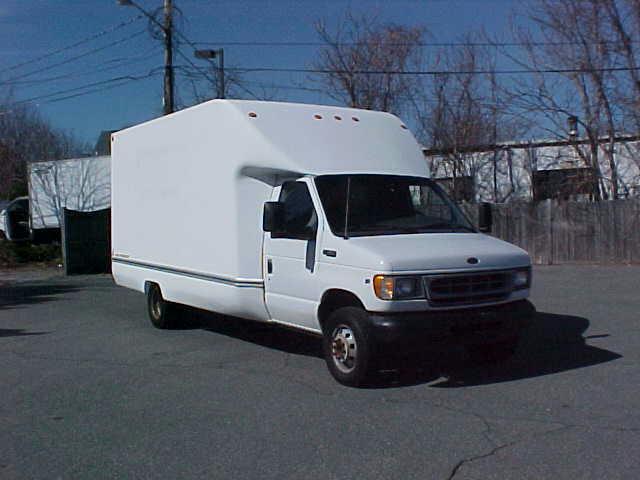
[180,64,251,103]
[415,34,525,202]
[313,12,425,115]
[600,1,640,138]
[0,94,87,199]
[504,0,635,200]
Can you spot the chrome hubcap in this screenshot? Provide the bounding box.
[331,325,357,374]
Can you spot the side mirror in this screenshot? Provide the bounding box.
[478,202,493,233]
[263,201,284,233]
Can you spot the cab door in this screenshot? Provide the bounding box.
[263,179,321,331]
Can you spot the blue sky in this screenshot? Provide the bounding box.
[0,0,522,146]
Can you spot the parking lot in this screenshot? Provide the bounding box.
[1,265,639,479]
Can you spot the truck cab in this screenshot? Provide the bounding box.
[262,174,533,385]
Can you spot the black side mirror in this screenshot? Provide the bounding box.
[263,201,284,233]
[478,202,493,233]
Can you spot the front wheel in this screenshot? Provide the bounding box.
[322,307,376,387]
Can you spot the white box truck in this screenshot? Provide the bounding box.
[111,100,534,386]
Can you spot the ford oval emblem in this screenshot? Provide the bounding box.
[467,257,479,264]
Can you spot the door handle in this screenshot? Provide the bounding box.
[267,258,273,274]
[322,249,337,257]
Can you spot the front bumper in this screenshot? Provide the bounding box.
[367,299,535,347]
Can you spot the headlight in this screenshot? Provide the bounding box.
[512,268,531,290]
[373,275,424,300]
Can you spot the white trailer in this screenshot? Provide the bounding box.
[112,100,535,386]
[28,155,110,242]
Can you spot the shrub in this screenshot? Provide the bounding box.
[0,240,61,267]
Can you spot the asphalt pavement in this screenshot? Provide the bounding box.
[1,265,639,479]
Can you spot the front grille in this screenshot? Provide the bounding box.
[424,271,512,307]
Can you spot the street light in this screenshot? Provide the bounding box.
[194,49,225,99]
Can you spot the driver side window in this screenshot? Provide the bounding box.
[274,181,317,240]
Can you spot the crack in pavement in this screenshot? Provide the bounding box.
[445,425,573,480]
[428,401,501,447]
[386,394,640,439]
[446,441,517,480]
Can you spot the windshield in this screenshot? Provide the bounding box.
[315,174,475,237]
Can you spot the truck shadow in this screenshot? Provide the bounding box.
[189,308,621,388]
[0,283,81,311]
[183,307,323,357]
[371,311,622,388]
[0,328,49,338]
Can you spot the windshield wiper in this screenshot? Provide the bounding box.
[348,223,476,236]
[350,226,437,235]
[423,222,476,232]
[451,224,476,232]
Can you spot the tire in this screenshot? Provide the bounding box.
[322,306,376,387]
[466,336,519,364]
[146,283,175,329]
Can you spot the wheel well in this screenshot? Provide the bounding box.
[143,280,157,294]
[318,289,365,332]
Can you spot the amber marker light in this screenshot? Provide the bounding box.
[373,275,424,300]
[373,275,395,300]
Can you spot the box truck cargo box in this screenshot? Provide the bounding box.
[28,155,111,243]
[112,100,534,386]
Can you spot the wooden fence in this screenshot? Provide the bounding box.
[463,199,640,264]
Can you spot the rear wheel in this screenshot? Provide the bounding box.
[146,283,175,329]
[322,307,376,387]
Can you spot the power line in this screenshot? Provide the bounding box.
[194,40,640,48]
[0,14,144,76]
[172,24,227,91]
[234,80,325,94]
[1,30,148,85]
[0,70,162,116]
[230,81,260,100]
[175,62,260,99]
[174,47,214,83]
[8,69,164,107]
[238,79,516,109]
[35,72,162,107]
[3,46,162,88]
[218,65,640,76]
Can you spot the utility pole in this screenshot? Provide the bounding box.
[218,49,224,99]
[194,48,224,99]
[163,0,174,114]
[117,0,175,115]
